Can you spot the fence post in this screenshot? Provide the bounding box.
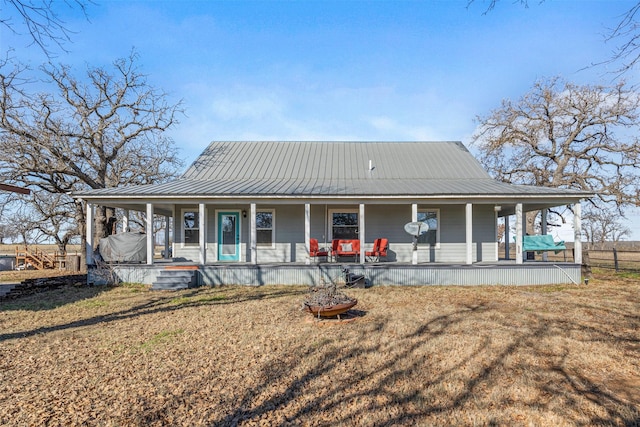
[613,248,619,272]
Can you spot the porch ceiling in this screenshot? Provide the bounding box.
[497,201,577,217]
[90,202,174,217]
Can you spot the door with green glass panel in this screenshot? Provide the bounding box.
[217,211,240,261]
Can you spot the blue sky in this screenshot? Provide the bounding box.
[3,0,640,240]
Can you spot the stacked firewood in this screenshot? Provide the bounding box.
[303,283,355,307]
[0,274,86,300]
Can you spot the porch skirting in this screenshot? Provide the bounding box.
[89,262,582,287]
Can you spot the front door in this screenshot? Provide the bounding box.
[217,211,240,261]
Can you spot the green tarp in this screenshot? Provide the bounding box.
[522,235,566,253]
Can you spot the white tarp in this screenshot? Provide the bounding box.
[99,232,147,263]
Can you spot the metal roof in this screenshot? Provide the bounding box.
[182,141,491,181]
[76,141,592,200]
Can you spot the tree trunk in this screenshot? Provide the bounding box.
[56,241,67,257]
[74,199,87,272]
[581,249,592,280]
[107,207,117,235]
[94,205,117,243]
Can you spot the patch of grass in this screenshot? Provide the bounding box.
[74,299,109,309]
[169,294,227,306]
[137,329,184,352]
[116,282,149,293]
[529,284,572,293]
[615,271,640,280]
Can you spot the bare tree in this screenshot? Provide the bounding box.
[1,0,91,58]
[0,52,183,266]
[467,0,640,78]
[123,210,169,237]
[4,206,46,245]
[0,191,20,243]
[602,2,640,77]
[582,207,631,248]
[25,191,80,254]
[466,0,532,14]
[472,77,640,212]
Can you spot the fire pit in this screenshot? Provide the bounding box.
[303,283,357,318]
[304,299,358,317]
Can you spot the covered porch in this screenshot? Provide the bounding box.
[84,199,583,265]
[83,196,585,287]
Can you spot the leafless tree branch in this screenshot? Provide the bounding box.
[0,52,184,261]
[1,0,92,58]
[472,77,640,234]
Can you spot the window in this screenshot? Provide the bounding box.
[183,210,199,244]
[256,210,274,247]
[331,210,358,239]
[417,209,439,246]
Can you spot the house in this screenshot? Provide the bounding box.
[76,141,592,286]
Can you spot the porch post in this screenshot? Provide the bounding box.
[515,203,523,264]
[122,209,129,232]
[164,215,171,259]
[86,202,94,266]
[465,203,473,264]
[304,203,310,265]
[146,203,154,265]
[574,202,582,265]
[199,203,206,264]
[250,203,257,264]
[359,203,365,264]
[541,209,548,261]
[494,208,499,261]
[411,203,418,265]
[504,215,510,260]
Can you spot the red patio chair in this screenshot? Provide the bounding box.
[310,238,329,262]
[378,238,389,259]
[331,239,340,262]
[365,238,381,262]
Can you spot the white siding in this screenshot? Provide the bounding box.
[472,205,498,262]
[171,202,497,264]
[173,204,201,262]
[255,205,305,262]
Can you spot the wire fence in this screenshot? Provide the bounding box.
[586,249,640,272]
[499,244,640,273]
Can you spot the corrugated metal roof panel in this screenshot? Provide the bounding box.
[76,141,592,200]
[181,141,492,182]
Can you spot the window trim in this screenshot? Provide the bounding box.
[328,209,359,240]
[255,209,275,249]
[181,208,201,247]
[417,208,440,249]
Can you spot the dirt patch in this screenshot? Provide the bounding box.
[0,270,638,426]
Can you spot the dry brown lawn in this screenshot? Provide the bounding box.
[0,269,77,283]
[1,270,639,426]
